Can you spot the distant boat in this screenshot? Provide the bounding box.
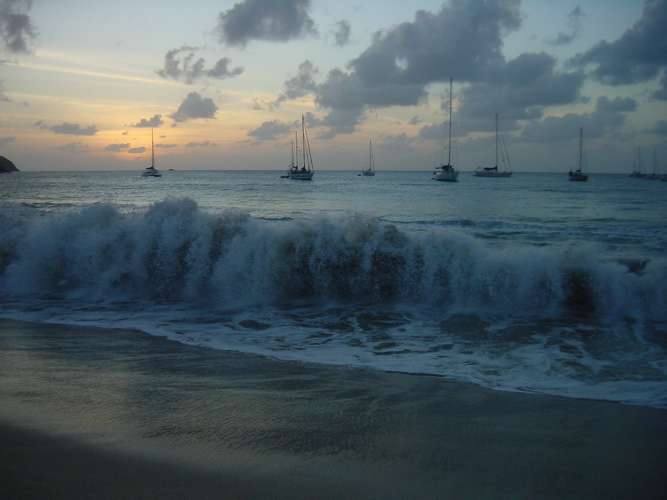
[285,115,314,180]
[474,113,512,178]
[629,146,645,178]
[568,127,588,182]
[359,139,376,176]
[141,129,161,178]
[647,147,660,180]
[433,77,459,182]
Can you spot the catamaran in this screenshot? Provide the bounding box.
[568,127,588,182]
[141,129,161,178]
[360,139,376,176]
[285,115,314,180]
[433,78,459,182]
[474,113,512,177]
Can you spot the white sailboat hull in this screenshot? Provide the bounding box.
[142,168,161,178]
[433,167,459,182]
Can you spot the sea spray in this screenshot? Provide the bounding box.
[0,197,665,321]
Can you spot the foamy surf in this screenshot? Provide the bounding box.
[1,198,666,408]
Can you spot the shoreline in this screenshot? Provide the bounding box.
[1,318,666,499]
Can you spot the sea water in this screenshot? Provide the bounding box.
[1,170,666,407]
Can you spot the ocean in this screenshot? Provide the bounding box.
[1,170,666,408]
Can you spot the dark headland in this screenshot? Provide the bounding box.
[0,156,19,173]
[1,319,666,499]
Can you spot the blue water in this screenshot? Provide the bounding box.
[1,170,666,407]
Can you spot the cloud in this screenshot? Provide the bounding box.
[647,119,667,135]
[455,52,585,134]
[104,143,130,152]
[520,95,635,142]
[595,96,637,113]
[127,147,146,154]
[156,143,177,149]
[133,114,163,128]
[49,122,98,136]
[57,142,89,153]
[248,120,291,141]
[0,79,10,102]
[274,59,319,106]
[548,6,584,46]
[156,46,243,84]
[0,0,37,54]
[215,0,317,47]
[171,92,218,123]
[382,132,416,149]
[185,141,217,148]
[573,0,667,89]
[332,20,351,47]
[311,0,521,137]
[0,135,15,146]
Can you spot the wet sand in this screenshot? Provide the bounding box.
[1,319,666,499]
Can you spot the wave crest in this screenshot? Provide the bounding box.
[1,198,665,320]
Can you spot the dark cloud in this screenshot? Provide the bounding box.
[185,141,217,148]
[171,92,218,123]
[647,119,667,135]
[311,0,521,137]
[520,96,635,142]
[318,108,365,139]
[157,46,243,84]
[215,0,317,47]
[573,0,667,87]
[247,120,291,141]
[49,122,98,136]
[455,52,585,134]
[595,96,637,113]
[0,0,37,54]
[104,143,130,152]
[127,147,146,154]
[548,6,584,46]
[274,59,318,106]
[133,114,163,128]
[0,135,15,145]
[332,20,351,47]
[654,73,667,100]
[156,143,177,149]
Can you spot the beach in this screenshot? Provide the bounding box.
[1,318,666,499]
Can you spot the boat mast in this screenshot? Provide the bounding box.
[302,114,306,170]
[495,113,499,168]
[151,128,155,168]
[653,147,657,176]
[638,146,642,174]
[448,77,453,166]
[369,139,372,171]
[578,127,583,172]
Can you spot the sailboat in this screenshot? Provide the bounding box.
[141,128,161,178]
[433,78,459,182]
[630,146,645,178]
[568,127,588,182]
[647,147,660,180]
[474,113,512,177]
[285,114,314,180]
[359,139,376,176]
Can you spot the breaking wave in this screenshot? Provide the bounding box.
[1,198,665,321]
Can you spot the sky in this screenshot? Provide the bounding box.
[0,0,666,172]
